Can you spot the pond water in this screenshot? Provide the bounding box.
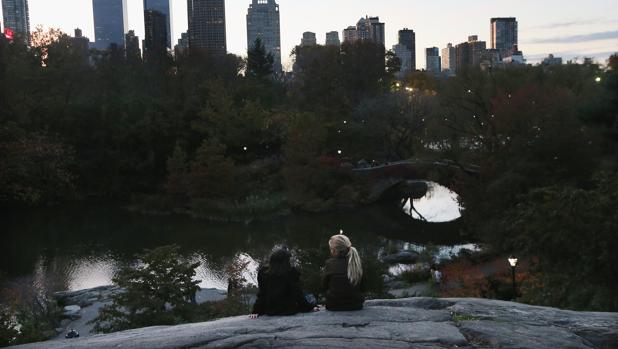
[402,182,462,222]
[1,185,473,294]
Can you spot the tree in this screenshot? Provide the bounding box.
[187,139,237,199]
[0,124,75,207]
[504,175,618,311]
[91,245,201,333]
[385,49,401,76]
[246,37,274,80]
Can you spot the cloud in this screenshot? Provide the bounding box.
[526,30,618,44]
[526,18,618,30]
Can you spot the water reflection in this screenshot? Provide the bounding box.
[1,204,471,293]
[402,182,462,222]
[387,243,481,276]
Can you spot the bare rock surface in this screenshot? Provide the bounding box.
[12,297,618,349]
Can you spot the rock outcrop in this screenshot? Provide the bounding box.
[12,297,618,349]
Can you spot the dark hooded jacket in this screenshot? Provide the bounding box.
[252,266,314,316]
[321,255,364,311]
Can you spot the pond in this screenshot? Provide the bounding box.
[0,185,474,294]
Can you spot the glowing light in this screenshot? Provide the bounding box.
[4,28,14,41]
[508,256,518,267]
[395,82,401,87]
[595,76,602,83]
[343,120,347,124]
[243,146,248,151]
[337,150,342,155]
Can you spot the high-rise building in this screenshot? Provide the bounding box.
[502,45,525,64]
[455,35,486,72]
[343,26,358,43]
[425,47,441,73]
[325,31,340,46]
[175,31,189,55]
[491,17,518,59]
[392,43,412,77]
[187,0,226,55]
[143,9,168,62]
[144,0,171,49]
[441,43,456,73]
[70,28,90,62]
[398,28,415,71]
[301,31,316,47]
[125,30,141,62]
[368,17,385,46]
[92,0,128,50]
[1,0,30,44]
[246,0,282,73]
[353,16,385,46]
[542,54,562,66]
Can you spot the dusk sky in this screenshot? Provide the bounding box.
[1,0,617,69]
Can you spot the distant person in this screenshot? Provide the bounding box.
[431,265,443,286]
[322,234,364,311]
[249,246,318,318]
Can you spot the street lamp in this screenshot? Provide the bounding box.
[508,255,518,300]
[595,76,602,83]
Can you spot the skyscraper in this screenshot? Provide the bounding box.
[125,30,141,63]
[1,0,30,44]
[301,32,316,47]
[175,31,189,55]
[352,16,385,46]
[325,31,340,46]
[392,43,412,77]
[368,17,385,46]
[144,0,171,49]
[398,28,415,71]
[425,47,441,73]
[455,35,486,72]
[343,26,358,43]
[187,0,226,55]
[70,28,90,63]
[441,43,456,73]
[92,0,128,50]
[246,0,281,73]
[490,17,518,59]
[143,9,168,62]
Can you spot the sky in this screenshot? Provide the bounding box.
[1,0,617,70]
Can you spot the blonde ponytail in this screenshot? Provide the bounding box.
[346,246,362,286]
[329,234,363,286]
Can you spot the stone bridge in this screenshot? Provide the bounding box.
[351,159,480,203]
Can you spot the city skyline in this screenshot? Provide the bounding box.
[0,0,617,69]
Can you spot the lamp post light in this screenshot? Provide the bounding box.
[508,255,518,300]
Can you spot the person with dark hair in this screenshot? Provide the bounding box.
[249,246,318,318]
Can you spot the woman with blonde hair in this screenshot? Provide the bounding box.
[321,233,364,311]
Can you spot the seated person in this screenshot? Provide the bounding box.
[249,246,317,318]
[322,234,364,311]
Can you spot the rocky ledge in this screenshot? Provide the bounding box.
[12,297,618,349]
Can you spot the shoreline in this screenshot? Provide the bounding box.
[52,285,229,341]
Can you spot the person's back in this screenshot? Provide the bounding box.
[250,247,315,317]
[322,255,363,311]
[252,266,313,316]
[322,234,364,311]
